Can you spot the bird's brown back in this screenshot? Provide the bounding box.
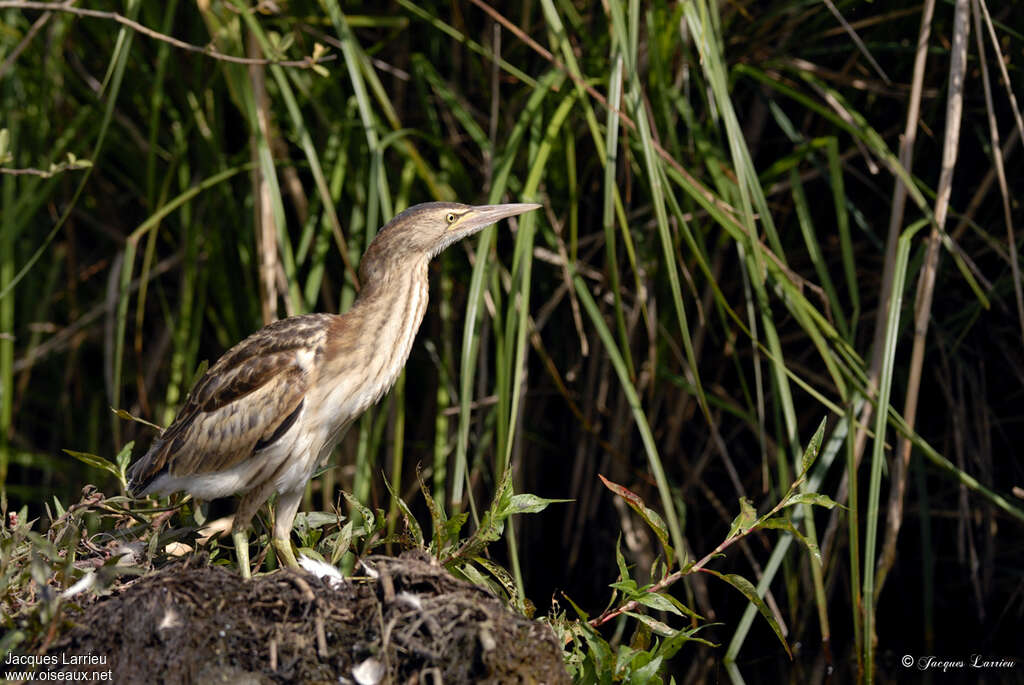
[126,314,334,494]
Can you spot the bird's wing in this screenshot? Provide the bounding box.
[128,315,331,493]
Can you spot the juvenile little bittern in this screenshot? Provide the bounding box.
[127,201,540,577]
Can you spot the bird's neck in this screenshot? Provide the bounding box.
[325,257,431,399]
[351,257,431,328]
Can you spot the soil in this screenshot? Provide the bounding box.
[25,552,570,684]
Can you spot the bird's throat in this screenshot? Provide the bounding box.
[319,262,431,430]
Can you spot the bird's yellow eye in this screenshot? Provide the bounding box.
[446,212,457,225]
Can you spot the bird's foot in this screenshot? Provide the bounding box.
[273,536,300,569]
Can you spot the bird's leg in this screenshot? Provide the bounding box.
[232,480,277,578]
[272,488,304,569]
[232,528,252,580]
[273,538,299,570]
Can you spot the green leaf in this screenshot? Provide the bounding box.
[417,467,447,550]
[473,556,519,601]
[631,653,664,683]
[111,407,162,431]
[727,497,758,539]
[296,547,324,563]
[758,517,822,566]
[26,531,61,563]
[63,449,121,481]
[655,622,719,660]
[614,534,632,587]
[622,610,676,637]
[503,492,570,516]
[331,520,354,565]
[453,562,493,591]
[292,511,339,534]
[470,509,504,547]
[782,493,839,510]
[0,629,25,657]
[610,580,641,598]
[114,441,134,478]
[662,593,704,623]
[579,623,614,674]
[441,512,468,549]
[799,417,828,477]
[704,569,792,659]
[446,460,521,562]
[599,474,674,564]
[450,509,504,563]
[382,475,421,544]
[636,591,684,617]
[342,490,377,539]
[192,500,207,526]
[560,591,591,622]
[372,508,388,538]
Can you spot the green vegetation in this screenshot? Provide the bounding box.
[3,1,1023,682]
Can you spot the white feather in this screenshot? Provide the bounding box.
[298,554,345,589]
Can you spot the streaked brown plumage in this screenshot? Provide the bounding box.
[127,201,540,576]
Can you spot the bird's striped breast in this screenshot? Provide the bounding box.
[309,264,430,456]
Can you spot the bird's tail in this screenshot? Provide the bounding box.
[125,436,169,497]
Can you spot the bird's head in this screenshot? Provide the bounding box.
[361,202,541,278]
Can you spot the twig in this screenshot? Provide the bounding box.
[588,478,804,630]
[875,0,969,603]
[0,0,53,80]
[588,527,732,630]
[0,160,92,177]
[821,0,891,85]
[314,614,328,657]
[285,572,316,602]
[975,0,1024,343]
[0,1,335,69]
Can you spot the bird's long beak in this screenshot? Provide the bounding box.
[460,202,542,234]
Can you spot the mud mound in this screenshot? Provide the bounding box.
[30,553,569,684]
